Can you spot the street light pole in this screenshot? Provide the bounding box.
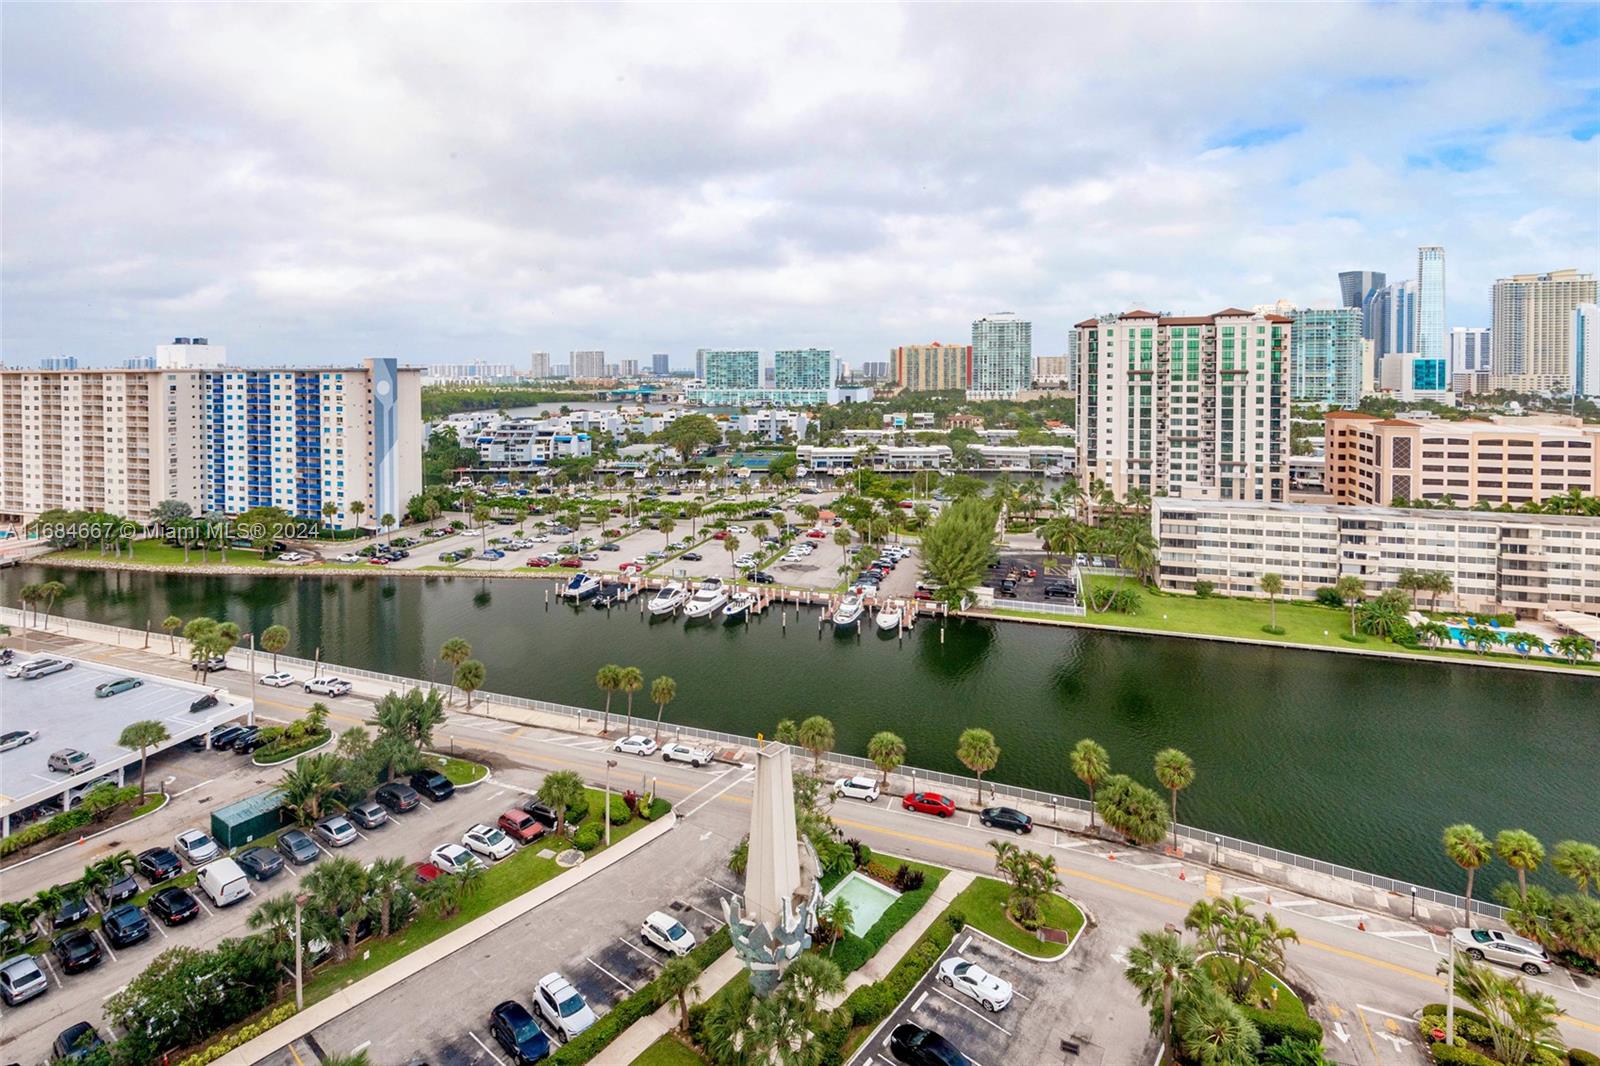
[293,893,307,1011]
[604,759,618,847]
[247,632,257,727]
[1445,934,1457,1045]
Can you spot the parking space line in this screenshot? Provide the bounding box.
[37,951,59,984]
[912,990,929,1011]
[419,800,434,811]
[102,983,128,1000]
[467,1030,508,1065]
[193,894,216,918]
[703,875,741,896]
[586,955,637,994]
[153,920,170,938]
[94,928,119,964]
[618,937,663,967]
[681,899,724,925]
[927,986,1012,1035]
[682,769,755,817]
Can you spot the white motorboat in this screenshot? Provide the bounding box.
[875,604,903,631]
[722,591,756,623]
[681,578,729,619]
[832,594,865,627]
[648,582,688,615]
[560,571,602,600]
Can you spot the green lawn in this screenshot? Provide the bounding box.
[631,1034,710,1066]
[46,544,276,568]
[421,753,490,785]
[1202,957,1306,1015]
[951,876,1084,959]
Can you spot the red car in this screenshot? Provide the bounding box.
[414,861,443,883]
[902,791,956,817]
[527,558,552,567]
[559,557,582,567]
[914,589,934,601]
[806,530,827,539]
[898,500,914,509]
[498,809,546,843]
[711,530,729,540]
[368,556,389,565]
[619,562,643,573]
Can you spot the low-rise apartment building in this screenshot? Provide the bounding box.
[1153,497,1600,616]
[968,444,1074,470]
[797,444,951,472]
[471,418,593,466]
[1324,412,1599,507]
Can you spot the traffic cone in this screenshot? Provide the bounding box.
[76,834,87,845]
[1178,868,1187,881]
[1107,852,1117,861]
[1357,919,1366,931]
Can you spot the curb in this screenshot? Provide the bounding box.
[0,793,171,873]
[252,733,334,767]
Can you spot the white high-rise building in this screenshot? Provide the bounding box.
[530,351,551,378]
[1448,327,1491,375]
[1575,303,1599,398]
[970,313,1031,398]
[1416,246,1446,363]
[1491,270,1599,392]
[155,337,227,369]
[570,350,607,379]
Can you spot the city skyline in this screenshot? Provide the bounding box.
[3,5,1596,368]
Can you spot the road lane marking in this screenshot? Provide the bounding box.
[682,770,755,817]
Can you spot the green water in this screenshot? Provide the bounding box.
[6,564,1595,894]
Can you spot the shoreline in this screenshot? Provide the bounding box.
[11,554,1598,679]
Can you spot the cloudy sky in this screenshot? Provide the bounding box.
[3,3,1597,370]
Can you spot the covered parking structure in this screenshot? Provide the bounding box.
[0,655,250,835]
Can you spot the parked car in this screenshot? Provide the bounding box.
[640,910,696,956]
[101,904,151,948]
[207,724,246,750]
[498,809,546,843]
[148,887,201,925]
[16,657,73,680]
[189,691,221,714]
[902,792,956,818]
[832,776,881,803]
[236,847,284,881]
[260,671,295,688]
[612,734,658,756]
[681,552,703,561]
[1452,927,1552,975]
[1043,582,1075,599]
[230,726,265,753]
[0,728,40,752]
[47,749,96,775]
[313,814,359,848]
[51,929,102,974]
[348,800,389,829]
[174,829,220,864]
[93,677,143,698]
[375,781,421,813]
[463,823,516,860]
[0,954,47,1006]
[137,847,183,883]
[888,1022,970,1066]
[749,571,775,584]
[520,800,562,829]
[304,676,353,696]
[277,828,320,865]
[534,972,598,1042]
[410,769,455,801]
[52,1021,106,1062]
[95,873,140,908]
[979,806,1033,835]
[490,999,552,1064]
[661,742,713,767]
[53,897,92,929]
[196,656,228,673]
[937,956,1013,1012]
[429,843,485,875]
[334,553,363,563]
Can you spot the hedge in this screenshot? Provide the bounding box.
[839,910,966,1030]
[573,824,602,852]
[549,926,731,1064]
[826,865,947,975]
[608,795,632,825]
[175,1003,298,1066]
[1240,1004,1323,1046]
[0,786,142,857]
[639,797,672,821]
[1429,1045,1499,1066]
[254,729,332,764]
[1570,1052,1600,1066]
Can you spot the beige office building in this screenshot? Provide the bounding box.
[570,350,608,380]
[1323,411,1599,508]
[1153,497,1600,616]
[893,343,971,392]
[1075,309,1291,503]
[1490,269,1598,392]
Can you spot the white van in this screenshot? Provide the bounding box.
[196,857,250,908]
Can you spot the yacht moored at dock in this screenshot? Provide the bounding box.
[875,603,902,631]
[832,593,865,628]
[722,590,756,623]
[560,571,602,600]
[648,582,688,615]
[682,577,729,619]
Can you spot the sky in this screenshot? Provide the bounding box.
[3,3,1598,370]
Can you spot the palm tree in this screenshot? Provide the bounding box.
[247,893,299,985]
[1177,983,1262,1065]
[956,727,1000,804]
[822,895,855,955]
[472,506,490,553]
[1553,634,1595,664]
[161,615,183,653]
[659,955,703,1032]
[795,715,835,773]
[259,624,291,672]
[595,664,625,734]
[619,666,644,732]
[1552,840,1600,896]
[1154,748,1196,847]
[537,770,587,836]
[454,659,486,709]
[117,720,170,798]
[1495,829,1545,902]
[349,500,366,530]
[1070,739,1111,830]
[303,856,371,958]
[1123,928,1201,1057]
[1258,573,1283,631]
[1334,575,1365,637]
[19,583,42,628]
[866,731,906,786]
[1439,952,1563,1066]
[280,753,343,825]
[439,637,471,703]
[1416,620,1452,648]
[649,675,676,743]
[366,857,411,937]
[37,581,66,631]
[1444,823,1492,924]
[381,512,397,544]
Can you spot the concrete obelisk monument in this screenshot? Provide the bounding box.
[720,741,822,996]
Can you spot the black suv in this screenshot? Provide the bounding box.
[409,769,454,802]
[979,806,1033,835]
[53,896,92,929]
[520,799,561,828]
[52,929,102,973]
[102,904,151,948]
[189,691,221,714]
[149,887,201,925]
[96,873,140,908]
[1043,582,1075,599]
[137,847,183,883]
[231,726,266,753]
[375,782,421,813]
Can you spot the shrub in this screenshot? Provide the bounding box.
[893,865,925,892]
[573,824,602,852]
[607,795,632,826]
[853,841,873,869]
[1240,1005,1322,1046]
[175,1003,299,1066]
[1569,1051,1600,1066]
[1491,612,1516,627]
[565,797,590,825]
[643,797,671,821]
[1260,624,1287,636]
[1429,1045,1499,1066]
[1314,586,1344,607]
[1389,620,1418,646]
[1193,580,1215,599]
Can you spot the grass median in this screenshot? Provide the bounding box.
[951,876,1083,959]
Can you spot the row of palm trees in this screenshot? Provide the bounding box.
[437,637,487,707]
[0,850,141,954]
[1444,826,1599,968]
[594,663,677,739]
[15,580,67,630]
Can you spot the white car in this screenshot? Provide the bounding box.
[260,672,295,688]
[462,823,515,860]
[429,843,486,875]
[727,525,748,535]
[641,910,696,956]
[661,742,713,767]
[304,677,353,696]
[832,776,881,803]
[276,552,306,563]
[174,829,220,865]
[937,956,1014,1012]
[1452,927,1552,975]
[535,972,598,1042]
[334,552,363,563]
[613,735,658,756]
[0,729,41,752]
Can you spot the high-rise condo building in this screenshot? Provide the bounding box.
[1032,356,1073,385]
[859,361,890,381]
[619,359,639,378]
[893,343,971,392]
[529,351,551,379]
[1490,270,1599,392]
[1289,307,1363,407]
[1416,246,1446,363]
[1369,279,1418,375]
[1448,328,1491,375]
[651,353,670,376]
[1074,308,1291,503]
[774,349,833,390]
[37,357,78,371]
[1338,271,1386,338]
[569,350,607,380]
[0,359,421,528]
[702,350,760,389]
[970,313,1031,398]
[1575,304,1599,398]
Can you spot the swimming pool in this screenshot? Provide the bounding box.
[824,871,901,936]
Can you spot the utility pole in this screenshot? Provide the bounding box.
[247,632,257,727]
[294,893,308,1011]
[603,759,618,847]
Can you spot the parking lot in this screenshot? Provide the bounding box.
[981,551,1078,606]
